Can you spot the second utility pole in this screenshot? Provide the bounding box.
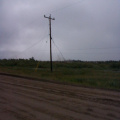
[44,14,55,72]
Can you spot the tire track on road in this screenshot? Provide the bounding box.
[0,75,120,120]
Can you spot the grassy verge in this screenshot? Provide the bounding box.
[0,63,120,90]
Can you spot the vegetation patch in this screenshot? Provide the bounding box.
[0,59,120,90]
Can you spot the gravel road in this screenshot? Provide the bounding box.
[0,74,120,120]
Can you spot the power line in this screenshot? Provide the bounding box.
[61,47,120,51]
[50,0,85,14]
[11,34,49,59]
[52,39,65,61]
[62,51,120,54]
[20,35,48,53]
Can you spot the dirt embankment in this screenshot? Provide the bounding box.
[0,75,120,120]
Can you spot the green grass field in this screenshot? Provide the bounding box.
[0,59,120,90]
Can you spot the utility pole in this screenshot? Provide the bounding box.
[44,14,55,72]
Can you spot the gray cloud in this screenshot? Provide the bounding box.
[0,0,120,61]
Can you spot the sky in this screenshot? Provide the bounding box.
[0,0,120,61]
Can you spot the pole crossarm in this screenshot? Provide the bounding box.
[44,15,55,20]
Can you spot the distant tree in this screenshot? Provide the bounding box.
[29,57,35,61]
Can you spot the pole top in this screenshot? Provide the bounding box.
[44,14,55,20]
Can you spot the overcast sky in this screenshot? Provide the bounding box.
[0,0,120,61]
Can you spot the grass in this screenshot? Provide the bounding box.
[0,60,120,90]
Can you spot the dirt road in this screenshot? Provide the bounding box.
[0,74,120,120]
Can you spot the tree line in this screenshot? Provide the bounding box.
[0,58,120,69]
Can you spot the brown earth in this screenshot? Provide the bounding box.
[0,74,120,120]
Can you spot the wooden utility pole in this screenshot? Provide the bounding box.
[44,14,55,72]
